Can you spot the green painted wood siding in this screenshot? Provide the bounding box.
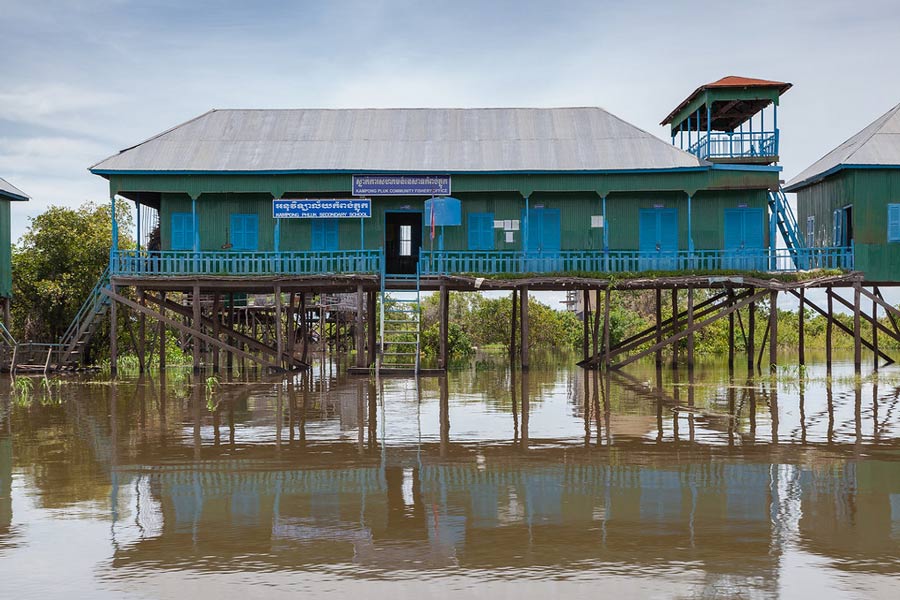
[157,188,768,255]
[0,200,11,298]
[796,169,900,281]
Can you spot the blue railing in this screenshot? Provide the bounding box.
[110,246,853,278]
[420,247,853,275]
[112,249,383,276]
[688,131,778,160]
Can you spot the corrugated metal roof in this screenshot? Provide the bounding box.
[0,177,29,201]
[785,101,900,191]
[661,75,792,126]
[89,107,707,174]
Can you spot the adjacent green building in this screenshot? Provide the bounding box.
[0,178,29,325]
[786,102,900,282]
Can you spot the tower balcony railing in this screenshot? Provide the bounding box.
[109,246,853,278]
[688,130,778,160]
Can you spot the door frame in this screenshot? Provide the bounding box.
[384,209,424,275]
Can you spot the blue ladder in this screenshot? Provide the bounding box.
[768,188,807,269]
[378,264,421,373]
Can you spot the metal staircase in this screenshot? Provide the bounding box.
[56,267,112,369]
[768,187,807,269]
[378,266,422,373]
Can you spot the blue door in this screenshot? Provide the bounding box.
[230,214,259,251]
[311,219,339,251]
[724,208,765,270]
[522,207,561,271]
[638,208,678,271]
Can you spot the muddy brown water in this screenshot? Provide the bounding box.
[1,354,899,599]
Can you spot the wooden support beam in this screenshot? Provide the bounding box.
[510,289,517,362]
[520,286,529,370]
[747,288,756,372]
[826,289,833,371]
[158,291,166,372]
[613,288,770,369]
[602,288,612,368]
[827,289,900,346]
[145,294,306,368]
[439,284,449,370]
[873,290,879,371]
[798,288,805,366]
[769,290,778,372]
[854,282,862,371]
[583,289,590,363]
[110,287,118,376]
[211,293,221,373]
[192,284,201,373]
[727,290,735,370]
[873,287,900,337]
[655,288,663,368]
[367,291,376,367]
[226,293,234,371]
[355,284,366,369]
[275,285,284,370]
[788,289,894,365]
[101,288,283,370]
[686,287,695,369]
[757,315,770,370]
[671,289,679,367]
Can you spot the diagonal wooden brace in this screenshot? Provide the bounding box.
[101,288,285,371]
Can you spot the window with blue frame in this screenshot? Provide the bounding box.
[806,216,815,247]
[230,214,259,251]
[468,212,495,250]
[171,212,194,250]
[311,219,339,251]
[889,204,900,243]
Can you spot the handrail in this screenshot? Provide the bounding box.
[688,130,778,159]
[113,249,382,276]
[0,320,16,347]
[60,266,111,347]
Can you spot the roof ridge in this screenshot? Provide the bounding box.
[841,101,900,163]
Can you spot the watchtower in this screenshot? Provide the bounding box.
[662,76,792,165]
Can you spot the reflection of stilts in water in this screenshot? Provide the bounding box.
[193,382,202,461]
[439,375,449,458]
[799,377,807,444]
[356,380,365,455]
[367,379,377,451]
[749,379,757,442]
[511,367,518,444]
[855,379,862,449]
[688,368,695,442]
[583,369,591,447]
[592,369,602,447]
[275,383,283,451]
[520,370,529,451]
[728,380,736,448]
[827,381,834,444]
[288,378,296,444]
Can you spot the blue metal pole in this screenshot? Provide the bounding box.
[360,217,364,250]
[110,195,118,270]
[773,103,779,156]
[687,193,694,253]
[192,196,199,253]
[523,193,530,253]
[274,217,281,253]
[602,195,608,251]
[135,200,141,252]
[706,103,711,159]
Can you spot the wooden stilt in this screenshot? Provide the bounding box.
[769,289,778,373]
[671,289,679,367]
[367,291,376,367]
[137,288,146,373]
[275,284,284,370]
[798,288,806,367]
[582,289,590,363]
[592,288,601,361]
[301,293,310,365]
[686,287,695,369]
[109,288,118,376]
[748,287,756,372]
[602,288,612,368]
[355,284,365,369]
[510,289,517,362]
[226,293,234,372]
[211,293,221,373]
[826,288,833,372]
[158,292,166,372]
[873,289,879,371]
[853,281,862,371]
[655,288,663,368]
[520,286,529,370]
[438,285,449,369]
[727,290,735,370]
[192,284,201,373]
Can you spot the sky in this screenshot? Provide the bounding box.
[2,0,899,310]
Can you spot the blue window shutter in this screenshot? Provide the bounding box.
[311,220,324,250]
[659,209,679,252]
[230,214,258,251]
[888,204,900,243]
[325,219,339,250]
[468,213,494,250]
[833,209,841,246]
[743,209,764,249]
[542,209,561,251]
[171,212,193,250]
[638,210,657,252]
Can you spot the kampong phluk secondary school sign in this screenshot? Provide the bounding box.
[352,174,451,196]
[273,198,371,218]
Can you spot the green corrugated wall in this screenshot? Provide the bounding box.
[0,200,11,297]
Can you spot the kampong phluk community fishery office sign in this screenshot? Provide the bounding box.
[352,174,451,196]
[273,198,372,218]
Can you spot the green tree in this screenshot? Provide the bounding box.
[11,200,133,342]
